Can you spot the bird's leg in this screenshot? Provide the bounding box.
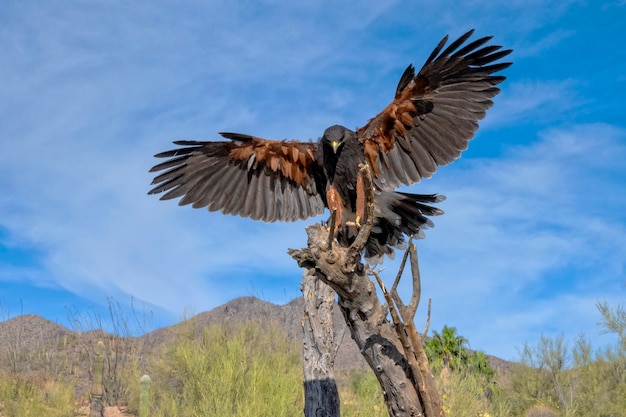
[325,185,344,250]
[327,209,337,250]
[346,173,365,228]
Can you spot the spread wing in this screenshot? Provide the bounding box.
[358,29,512,189]
[148,133,326,222]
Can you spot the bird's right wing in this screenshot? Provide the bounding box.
[358,30,512,190]
[148,133,326,222]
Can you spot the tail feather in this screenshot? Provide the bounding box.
[364,192,445,264]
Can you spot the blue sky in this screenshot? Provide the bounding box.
[1,1,625,361]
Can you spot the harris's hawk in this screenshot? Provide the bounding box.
[149,30,512,263]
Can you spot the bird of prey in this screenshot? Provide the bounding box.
[149,29,512,263]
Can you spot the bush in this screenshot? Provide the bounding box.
[338,370,386,417]
[142,320,303,417]
[0,371,75,417]
[506,301,626,417]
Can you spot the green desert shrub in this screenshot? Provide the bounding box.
[506,301,626,417]
[144,320,303,417]
[0,371,75,417]
[339,370,386,417]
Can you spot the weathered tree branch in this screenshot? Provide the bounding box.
[376,242,442,417]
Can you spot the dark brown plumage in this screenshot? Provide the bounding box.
[149,29,512,262]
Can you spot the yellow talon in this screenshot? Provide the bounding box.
[346,217,361,228]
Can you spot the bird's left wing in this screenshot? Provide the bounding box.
[148,133,325,222]
[357,29,512,190]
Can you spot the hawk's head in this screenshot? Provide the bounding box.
[322,124,352,154]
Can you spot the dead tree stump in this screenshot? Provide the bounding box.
[301,268,341,417]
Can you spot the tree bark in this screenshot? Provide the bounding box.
[301,268,341,417]
[291,226,426,416]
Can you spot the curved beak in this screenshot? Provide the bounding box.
[331,140,341,153]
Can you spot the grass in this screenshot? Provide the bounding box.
[134,321,303,417]
[0,372,75,417]
[1,300,625,416]
[337,370,386,417]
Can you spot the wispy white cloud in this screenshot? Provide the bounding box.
[512,29,576,58]
[486,79,583,127]
[1,0,625,360]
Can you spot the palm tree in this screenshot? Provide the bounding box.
[468,351,495,379]
[425,325,469,370]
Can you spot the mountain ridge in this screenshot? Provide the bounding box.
[0,295,511,396]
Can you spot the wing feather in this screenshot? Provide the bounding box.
[358,29,512,190]
[148,135,325,222]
